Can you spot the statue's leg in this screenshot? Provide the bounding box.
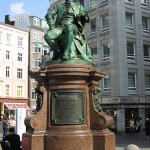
[63,24,77,59]
[44,28,62,59]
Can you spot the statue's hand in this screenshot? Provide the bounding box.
[49,24,55,30]
[81,11,89,22]
[77,11,89,23]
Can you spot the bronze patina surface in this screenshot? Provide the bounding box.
[42,0,93,65]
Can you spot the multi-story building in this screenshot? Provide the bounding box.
[0,22,29,118]
[14,14,50,110]
[84,0,150,133]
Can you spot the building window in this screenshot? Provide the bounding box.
[89,0,96,9]
[127,42,135,60]
[41,20,48,29]
[128,73,136,91]
[143,45,150,62]
[33,31,39,40]
[91,47,97,64]
[42,47,49,55]
[6,34,11,44]
[17,86,23,97]
[142,16,149,33]
[145,74,150,91]
[141,0,148,6]
[102,43,110,62]
[126,13,134,30]
[101,0,108,4]
[5,85,10,96]
[17,68,23,79]
[101,14,109,32]
[33,17,40,26]
[33,59,41,67]
[6,66,10,77]
[90,18,96,34]
[33,43,42,53]
[18,53,23,61]
[103,75,111,92]
[32,89,36,99]
[18,37,23,47]
[6,50,10,59]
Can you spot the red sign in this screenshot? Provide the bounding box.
[0,99,28,104]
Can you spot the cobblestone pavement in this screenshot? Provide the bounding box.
[116,132,150,150]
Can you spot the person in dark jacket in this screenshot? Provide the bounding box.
[0,127,20,150]
[2,117,8,138]
[145,118,150,140]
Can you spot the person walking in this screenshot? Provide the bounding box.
[145,117,150,140]
[0,127,20,150]
[9,117,16,133]
[129,118,135,138]
[2,118,8,138]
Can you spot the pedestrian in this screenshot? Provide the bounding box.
[129,118,135,138]
[125,144,140,150]
[135,119,142,133]
[145,117,150,140]
[2,118,8,138]
[0,127,20,150]
[9,117,16,133]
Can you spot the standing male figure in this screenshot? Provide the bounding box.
[129,118,135,138]
[2,118,8,138]
[44,0,92,62]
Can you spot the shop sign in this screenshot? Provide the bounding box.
[0,99,27,103]
[4,103,27,110]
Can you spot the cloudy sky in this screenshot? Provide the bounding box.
[0,0,50,22]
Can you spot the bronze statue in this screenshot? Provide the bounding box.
[44,0,93,64]
[35,86,43,112]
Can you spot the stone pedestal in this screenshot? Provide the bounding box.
[22,64,115,150]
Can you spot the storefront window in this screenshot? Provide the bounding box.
[4,105,15,119]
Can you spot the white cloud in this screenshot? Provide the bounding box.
[10,3,28,15]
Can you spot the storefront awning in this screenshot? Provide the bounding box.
[4,103,29,110]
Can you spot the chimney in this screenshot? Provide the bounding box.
[5,15,15,26]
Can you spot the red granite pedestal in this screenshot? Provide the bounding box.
[22,64,115,150]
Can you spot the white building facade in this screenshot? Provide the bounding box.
[0,22,29,118]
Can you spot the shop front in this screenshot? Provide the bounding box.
[0,98,29,120]
[101,104,150,134]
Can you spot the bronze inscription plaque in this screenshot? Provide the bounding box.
[51,90,85,125]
